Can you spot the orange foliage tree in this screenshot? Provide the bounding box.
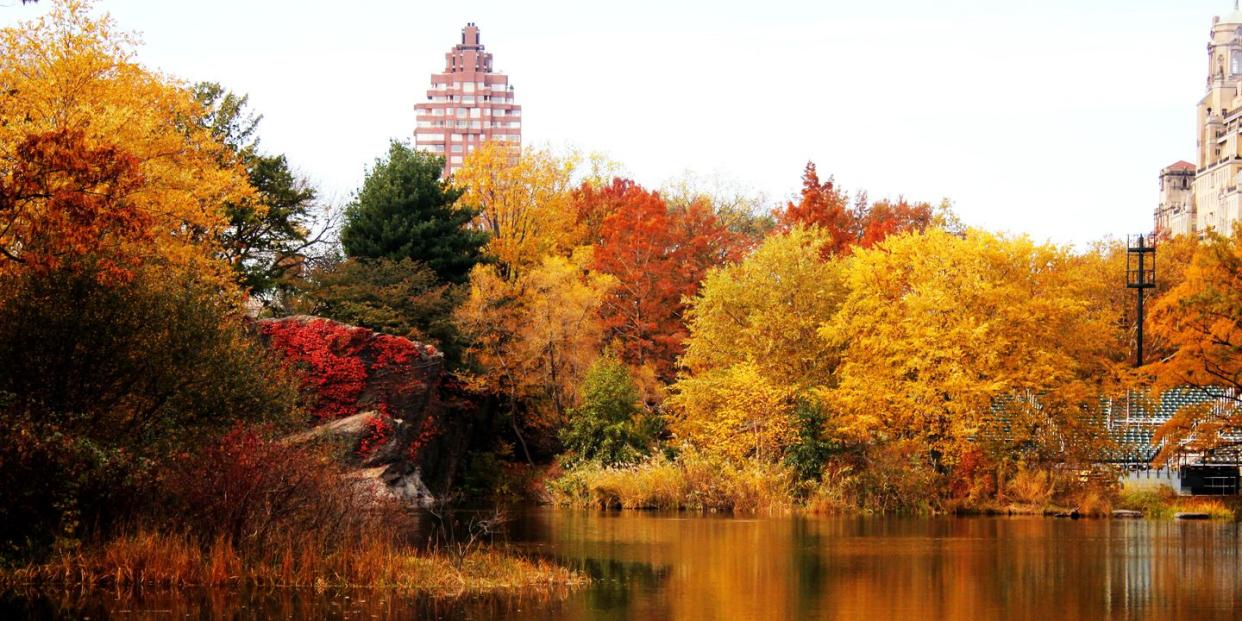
[582,178,742,381]
[1148,225,1242,458]
[0,129,150,282]
[776,162,935,256]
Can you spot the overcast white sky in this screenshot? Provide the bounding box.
[0,0,1231,243]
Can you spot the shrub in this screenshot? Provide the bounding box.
[850,441,940,514]
[548,448,795,513]
[783,396,840,486]
[0,418,146,558]
[258,316,440,421]
[0,266,301,557]
[158,427,380,551]
[0,266,301,453]
[559,357,657,466]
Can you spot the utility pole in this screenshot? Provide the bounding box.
[1126,234,1156,367]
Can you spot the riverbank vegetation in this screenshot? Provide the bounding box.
[3,2,1242,599]
[1115,488,1238,521]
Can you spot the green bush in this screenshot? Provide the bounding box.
[559,357,658,467]
[783,396,840,486]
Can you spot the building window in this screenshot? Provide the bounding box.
[451,144,463,153]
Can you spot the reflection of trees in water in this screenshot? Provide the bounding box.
[6,515,1242,621]
[575,558,671,613]
[794,517,1242,621]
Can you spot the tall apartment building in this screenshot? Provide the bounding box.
[1156,5,1242,237]
[414,23,522,177]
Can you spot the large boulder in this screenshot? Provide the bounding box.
[257,316,458,502]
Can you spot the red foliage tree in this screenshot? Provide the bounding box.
[856,198,934,249]
[776,162,852,254]
[777,161,933,256]
[0,129,151,282]
[583,178,743,380]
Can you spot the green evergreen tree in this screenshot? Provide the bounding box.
[340,142,488,284]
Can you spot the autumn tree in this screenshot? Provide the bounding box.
[776,162,853,253]
[455,251,614,462]
[776,162,936,256]
[585,178,742,381]
[0,129,149,281]
[669,363,796,463]
[0,0,253,282]
[822,229,1125,472]
[1148,224,1242,458]
[670,227,845,462]
[680,226,844,388]
[856,198,935,248]
[661,170,775,247]
[454,142,581,278]
[340,141,487,284]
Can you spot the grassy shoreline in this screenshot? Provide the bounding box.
[546,458,1241,520]
[0,530,584,595]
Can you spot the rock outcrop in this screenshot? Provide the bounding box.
[258,316,457,504]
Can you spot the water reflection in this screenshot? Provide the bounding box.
[2,513,1240,620]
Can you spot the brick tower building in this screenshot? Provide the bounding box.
[414,23,522,177]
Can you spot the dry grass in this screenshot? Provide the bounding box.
[1116,487,1237,520]
[0,529,583,594]
[1005,467,1056,506]
[549,451,795,513]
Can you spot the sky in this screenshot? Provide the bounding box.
[0,0,1232,244]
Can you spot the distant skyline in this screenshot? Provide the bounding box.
[0,0,1230,244]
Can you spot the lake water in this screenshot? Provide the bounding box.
[4,510,1241,620]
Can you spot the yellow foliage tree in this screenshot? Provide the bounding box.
[668,363,795,463]
[0,0,252,282]
[821,229,1125,468]
[452,142,580,278]
[681,226,846,389]
[455,249,614,461]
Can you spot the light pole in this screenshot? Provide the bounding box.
[1126,234,1156,367]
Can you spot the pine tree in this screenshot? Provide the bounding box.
[340,142,488,284]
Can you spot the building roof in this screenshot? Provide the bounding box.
[1221,2,1242,25]
[1165,160,1196,172]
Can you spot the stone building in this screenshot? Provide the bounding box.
[413,23,522,177]
[1156,4,1242,237]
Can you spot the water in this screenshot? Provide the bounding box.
[3,511,1240,620]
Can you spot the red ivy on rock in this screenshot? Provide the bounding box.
[258,317,441,420]
[358,415,394,457]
